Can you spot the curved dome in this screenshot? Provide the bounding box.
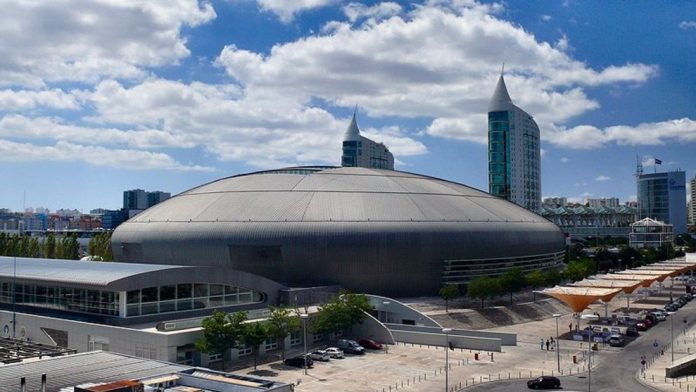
[112,167,565,296]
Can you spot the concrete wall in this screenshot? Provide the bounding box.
[666,353,696,378]
[386,324,517,346]
[389,329,501,352]
[351,311,395,344]
[367,295,441,327]
[0,310,289,368]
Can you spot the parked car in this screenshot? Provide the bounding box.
[625,326,639,337]
[665,303,679,312]
[527,376,560,389]
[308,350,330,361]
[636,321,647,331]
[324,347,344,359]
[284,355,314,368]
[651,310,668,320]
[336,339,365,355]
[358,338,383,350]
[608,335,625,347]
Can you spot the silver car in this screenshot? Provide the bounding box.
[324,347,344,359]
[308,350,331,361]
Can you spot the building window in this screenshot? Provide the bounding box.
[264,338,278,351]
[290,331,302,347]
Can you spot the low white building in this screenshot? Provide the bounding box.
[629,217,673,248]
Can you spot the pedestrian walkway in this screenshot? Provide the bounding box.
[641,319,696,392]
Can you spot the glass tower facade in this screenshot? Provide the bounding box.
[637,171,687,234]
[487,74,541,211]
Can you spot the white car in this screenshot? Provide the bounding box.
[308,350,330,361]
[324,347,344,359]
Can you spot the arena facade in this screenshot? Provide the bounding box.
[112,167,565,296]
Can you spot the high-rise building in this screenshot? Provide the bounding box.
[637,170,687,234]
[488,73,541,211]
[341,110,394,170]
[147,191,171,207]
[123,189,147,210]
[587,197,620,208]
[690,175,696,226]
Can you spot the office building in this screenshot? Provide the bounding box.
[488,73,541,211]
[587,197,620,208]
[690,175,696,226]
[123,189,148,210]
[112,166,565,296]
[543,197,567,208]
[147,191,171,207]
[341,111,394,170]
[540,204,637,239]
[637,170,687,234]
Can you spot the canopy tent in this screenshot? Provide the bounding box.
[539,286,623,312]
[594,273,662,287]
[635,265,691,275]
[616,270,672,282]
[570,279,643,294]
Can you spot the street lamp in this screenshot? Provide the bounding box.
[580,313,599,392]
[300,313,309,375]
[671,311,675,363]
[553,314,561,372]
[443,328,452,392]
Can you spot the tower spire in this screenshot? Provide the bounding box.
[344,105,361,141]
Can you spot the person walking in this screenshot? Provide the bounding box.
[550,337,555,350]
[540,338,544,350]
[545,339,550,351]
[569,322,573,333]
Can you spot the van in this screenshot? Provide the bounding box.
[336,339,365,355]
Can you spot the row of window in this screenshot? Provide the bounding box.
[125,283,263,317]
[0,282,120,316]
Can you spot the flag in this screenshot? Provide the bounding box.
[654,158,662,165]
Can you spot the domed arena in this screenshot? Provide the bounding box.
[112,167,565,296]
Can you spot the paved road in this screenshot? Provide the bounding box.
[464,299,696,391]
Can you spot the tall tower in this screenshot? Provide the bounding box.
[487,72,541,211]
[341,109,394,170]
[690,175,696,227]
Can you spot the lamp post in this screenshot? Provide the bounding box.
[443,328,452,392]
[580,314,599,392]
[300,313,309,375]
[553,314,561,372]
[671,310,675,363]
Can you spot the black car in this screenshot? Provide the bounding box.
[625,326,639,337]
[527,376,560,389]
[284,355,314,368]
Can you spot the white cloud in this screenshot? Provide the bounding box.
[343,2,403,23]
[541,14,551,21]
[0,89,80,110]
[0,0,215,87]
[595,175,610,181]
[0,139,213,172]
[679,21,696,30]
[254,0,334,23]
[560,157,569,163]
[216,3,657,146]
[362,126,428,156]
[547,118,696,149]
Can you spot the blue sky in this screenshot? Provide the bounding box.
[1,0,695,212]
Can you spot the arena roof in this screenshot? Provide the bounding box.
[127,167,550,224]
[0,256,285,294]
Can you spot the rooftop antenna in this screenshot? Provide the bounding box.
[501,62,505,75]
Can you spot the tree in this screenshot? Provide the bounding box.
[563,259,596,282]
[44,234,56,259]
[439,284,460,312]
[543,267,562,286]
[311,292,374,335]
[62,234,80,260]
[499,267,525,305]
[88,232,113,261]
[242,321,269,370]
[196,310,247,370]
[467,276,500,308]
[525,270,545,302]
[266,306,300,360]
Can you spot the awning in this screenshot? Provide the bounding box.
[615,270,672,282]
[594,273,661,287]
[570,279,643,294]
[539,286,623,312]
